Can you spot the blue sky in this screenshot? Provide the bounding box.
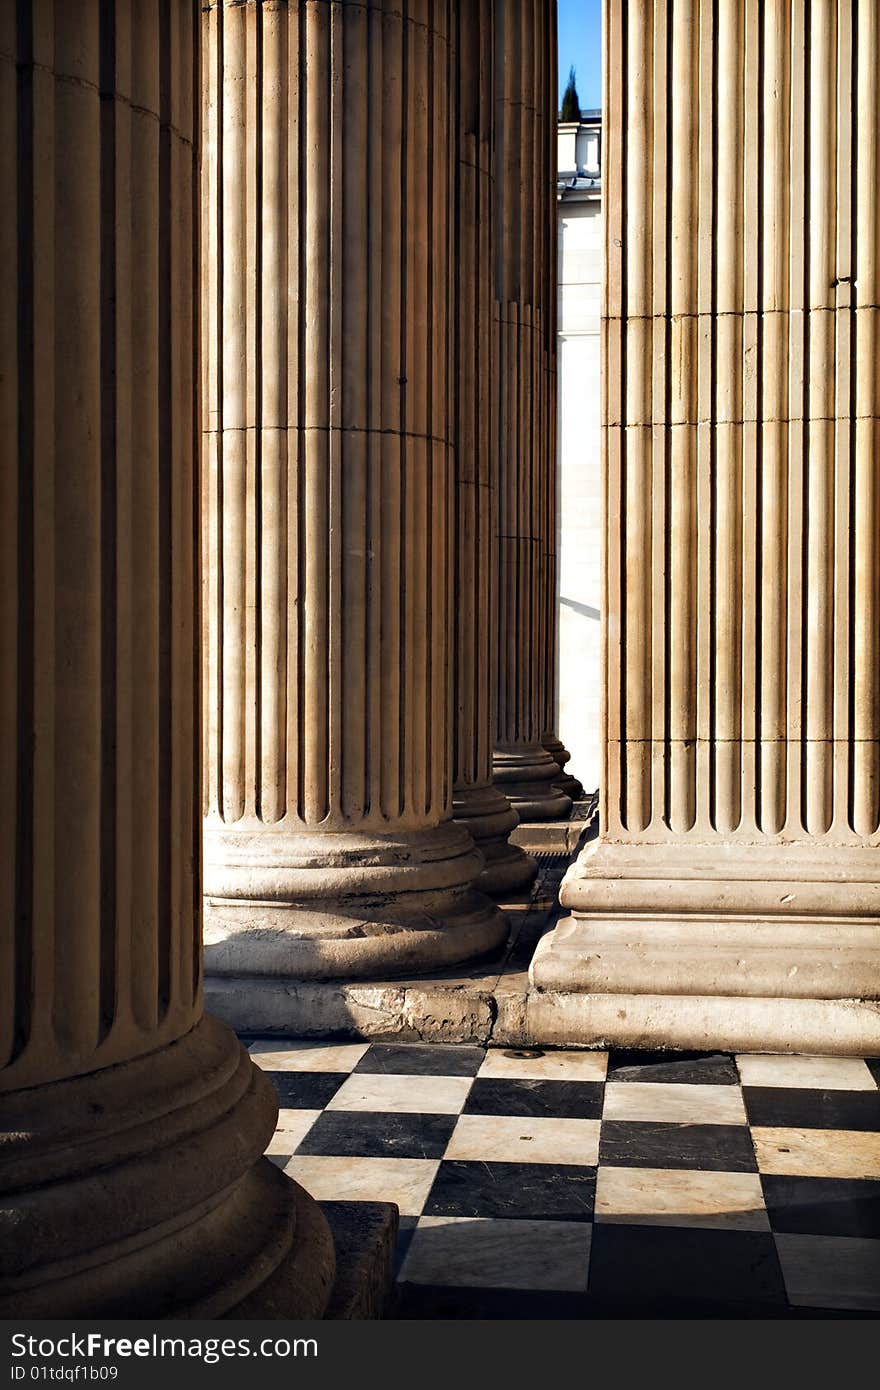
[557,0,602,112]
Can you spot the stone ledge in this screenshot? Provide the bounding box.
[211,970,880,1056]
[321,1201,399,1320]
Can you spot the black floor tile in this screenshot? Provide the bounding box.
[354,1044,486,1077]
[865,1059,880,1089]
[743,1086,880,1132]
[295,1108,457,1159]
[265,1071,347,1109]
[762,1174,880,1238]
[393,1283,591,1320]
[599,1120,757,1172]
[424,1160,596,1222]
[464,1077,604,1120]
[606,1050,740,1085]
[588,1223,786,1307]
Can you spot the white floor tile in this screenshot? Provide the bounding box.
[248,1040,370,1073]
[284,1155,439,1216]
[266,1109,322,1155]
[752,1126,880,1179]
[326,1072,472,1115]
[595,1164,769,1230]
[602,1082,747,1125]
[478,1048,608,1082]
[445,1113,600,1166]
[736,1054,877,1091]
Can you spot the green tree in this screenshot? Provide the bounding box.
[560,65,581,121]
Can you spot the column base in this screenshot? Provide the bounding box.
[453,781,538,896]
[542,736,585,799]
[0,1016,336,1317]
[204,820,509,980]
[530,837,880,1000]
[493,744,573,821]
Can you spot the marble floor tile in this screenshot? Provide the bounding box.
[735,1054,878,1091]
[399,1216,592,1291]
[248,1040,370,1072]
[295,1108,457,1160]
[774,1233,880,1311]
[393,1284,590,1319]
[606,1051,740,1086]
[599,1121,757,1172]
[262,1071,348,1109]
[478,1048,608,1082]
[751,1126,880,1179]
[354,1044,486,1077]
[761,1174,880,1238]
[424,1159,596,1222]
[743,1085,880,1132]
[265,1108,322,1156]
[602,1082,747,1125]
[446,1113,601,1166]
[588,1224,786,1308]
[283,1154,439,1216]
[464,1076,604,1120]
[326,1072,472,1115]
[594,1164,769,1230]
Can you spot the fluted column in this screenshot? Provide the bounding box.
[0,0,336,1316]
[202,0,507,982]
[451,0,536,896]
[539,11,582,801]
[532,0,880,1051]
[493,0,571,821]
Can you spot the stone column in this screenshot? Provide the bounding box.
[531,0,880,1054]
[0,0,335,1315]
[539,12,582,802]
[493,0,572,822]
[451,0,537,896]
[202,0,507,982]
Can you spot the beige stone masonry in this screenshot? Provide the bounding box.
[493,0,572,822]
[0,0,334,1316]
[201,0,507,980]
[532,0,880,1027]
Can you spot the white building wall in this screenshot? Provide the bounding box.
[557,130,602,791]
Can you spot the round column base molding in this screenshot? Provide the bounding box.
[492,744,573,821]
[204,820,509,980]
[554,772,586,799]
[0,1016,335,1318]
[452,780,538,896]
[542,736,585,800]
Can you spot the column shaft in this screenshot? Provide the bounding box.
[539,8,582,799]
[532,0,880,1050]
[0,0,334,1315]
[493,0,571,821]
[451,0,536,896]
[202,0,506,982]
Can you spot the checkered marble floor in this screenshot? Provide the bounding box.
[247,1039,880,1319]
